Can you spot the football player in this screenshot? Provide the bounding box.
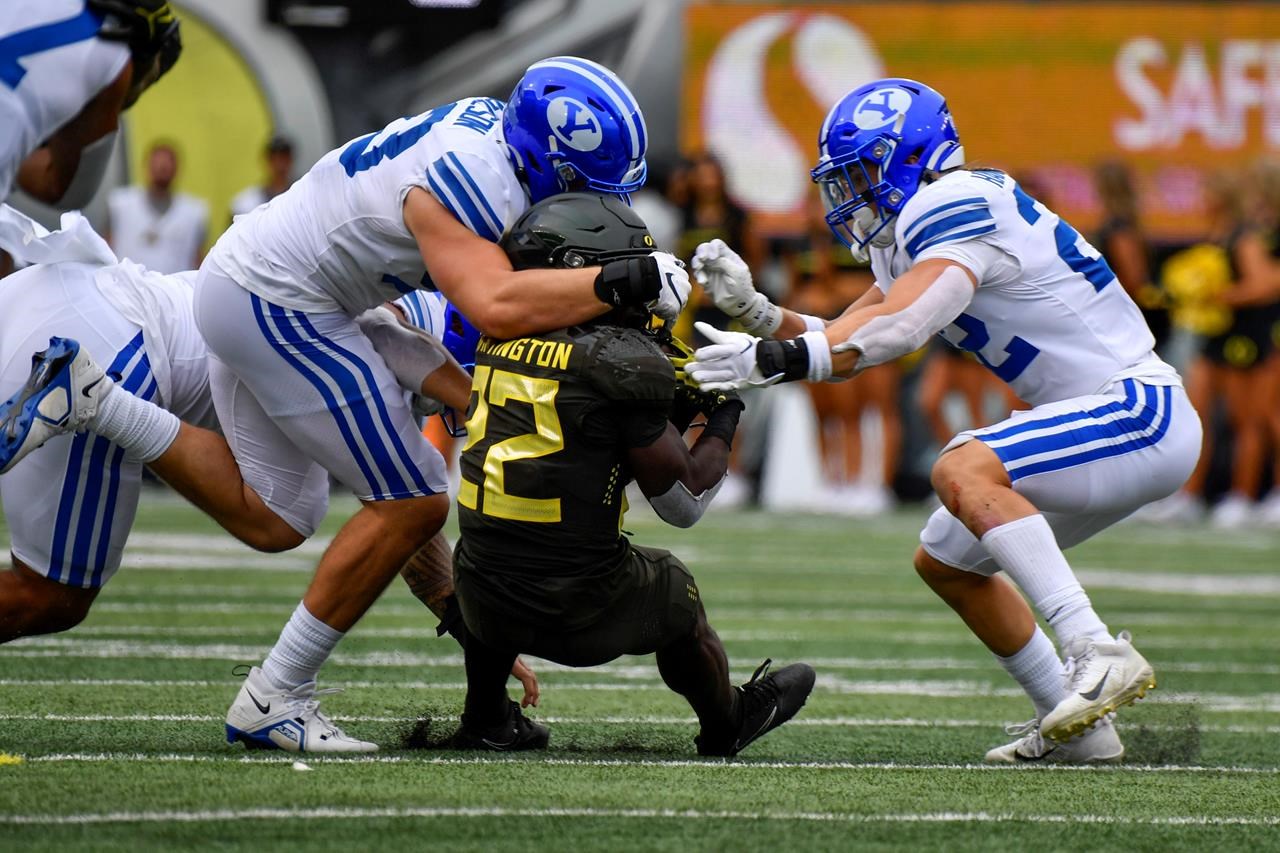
[0,57,689,752]
[686,79,1200,762]
[449,192,815,754]
[0,208,539,729]
[1,0,181,205]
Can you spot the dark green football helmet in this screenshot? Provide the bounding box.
[500,193,658,272]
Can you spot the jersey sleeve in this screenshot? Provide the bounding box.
[421,148,518,243]
[896,174,1001,264]
[582,328,676,448]
[393,291,447,340]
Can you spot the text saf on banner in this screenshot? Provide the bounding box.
[683,2,1280,239]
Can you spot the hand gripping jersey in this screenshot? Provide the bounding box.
[210,97,527,316]
[455,324,674,613]
[871,170,1180,408]
[0,0,130,200]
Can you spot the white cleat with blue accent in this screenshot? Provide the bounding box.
[225,666,377,753]
[985,716,1123,764]
[0,337,108,474]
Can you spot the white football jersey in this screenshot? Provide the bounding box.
[210,97,526,316]
[871,170,1179,407]
[0,0,129,200]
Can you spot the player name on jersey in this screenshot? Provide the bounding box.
[476,335,574,371]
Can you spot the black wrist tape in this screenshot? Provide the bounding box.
[755,338,811,383]
[594,256,660,309]
[701,399,745,447]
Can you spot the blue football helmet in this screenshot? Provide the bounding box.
[442,302,481,371]
[811,78,965,255]
[502,56,648,203]
[438,302,481,438]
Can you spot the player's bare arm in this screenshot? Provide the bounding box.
[628,394,743,528]
[16,63,131,204]
[405,187,688,340]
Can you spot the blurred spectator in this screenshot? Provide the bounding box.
[229,135,296,223]
[1246,158,1280,524]
[107,141,208,273]
[785,191,898,514]
[1093,161,1169,350]
[677,151,764,346]
[1148,170,1279,527]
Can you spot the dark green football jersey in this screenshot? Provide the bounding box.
[456,324,674,577]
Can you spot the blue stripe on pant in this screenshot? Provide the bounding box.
[981,383,1176,482]
[48,333,154,588]
[250,295,391,499]
[980,380,1141,444]
[290,310,432,495]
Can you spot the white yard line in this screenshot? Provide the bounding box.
[1,713,1275,734]
[7,638,1277,678]
[4,805,1278,827]
[14,753,1280,775]
[3,806,1279,827]
[40,627,1280,671]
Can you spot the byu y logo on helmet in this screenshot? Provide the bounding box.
[548,98,602,152]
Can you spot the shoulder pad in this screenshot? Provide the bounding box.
[897,171,1005,260]
[578,326,675,404]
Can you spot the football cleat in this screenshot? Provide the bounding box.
[696,659,816,757]
[225,666,377,753]
[1041,631,1155,743]
[985,716,1123,764]
[454,699,550,751]
[0,337,109,474]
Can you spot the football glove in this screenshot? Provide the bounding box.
[686,323,781,391]
[647,251,691,322]
[691,239,780,335]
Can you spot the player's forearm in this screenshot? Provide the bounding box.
[466,267,609,339]
[421,361,472,411]
[774,307,820,339]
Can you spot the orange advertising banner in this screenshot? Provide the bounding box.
[683,2,1280,238]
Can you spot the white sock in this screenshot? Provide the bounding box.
[89,383,180,463]
[261,603,345,692]
[981,515,1112,647]
[996,625,1068,719]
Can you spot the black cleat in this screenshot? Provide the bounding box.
[453,700,550,752]
[696,659,816,757]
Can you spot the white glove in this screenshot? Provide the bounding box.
[691,238,780,335]
[646,251,691,322]
[686,322,782,391]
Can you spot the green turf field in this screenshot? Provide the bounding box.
[1,493,1278,851]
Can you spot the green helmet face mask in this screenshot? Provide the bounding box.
[89,0,182,106]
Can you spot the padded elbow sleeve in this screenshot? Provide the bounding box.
[647,477,725,528]
[840,265,974,370]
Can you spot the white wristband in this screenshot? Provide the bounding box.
[739,293,783,336]
[799,330,832,382]
[799,313,826,333]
